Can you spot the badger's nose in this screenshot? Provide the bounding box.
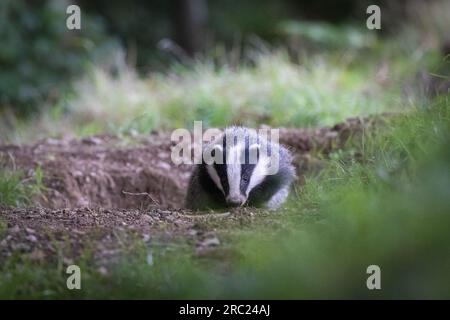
[226,195,245,207]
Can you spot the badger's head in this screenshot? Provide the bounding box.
[203,130,277,207]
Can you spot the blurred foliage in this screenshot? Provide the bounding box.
[208,0,297,43]
[77,0,301,70]
[1,48,419,144]
[1,0,448,119]
[0,0,114,115]
[77,0,174,71]
[76,0,380,69]
[279,21,377,50]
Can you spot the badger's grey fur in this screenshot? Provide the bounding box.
[185,126,296,210]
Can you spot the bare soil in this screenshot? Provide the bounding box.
[0,116,380,266]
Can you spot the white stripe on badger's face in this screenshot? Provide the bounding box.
[206,165,224,194]
[226,144,242,199]
[246,155,270,196]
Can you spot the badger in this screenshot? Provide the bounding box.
[185,126,296,210]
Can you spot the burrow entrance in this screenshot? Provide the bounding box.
[0,117,374,209]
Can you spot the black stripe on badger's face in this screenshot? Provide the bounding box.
[240,149,257,195]
[213,162,229,195]
[240,164,256,195]
[205,138,229,196]
[206,133,269,207]
[215,138,229,195]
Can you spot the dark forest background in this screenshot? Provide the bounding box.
[0,0,428,115]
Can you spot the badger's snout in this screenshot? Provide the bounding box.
[226,194,246,207]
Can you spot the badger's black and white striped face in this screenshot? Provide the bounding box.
[205,136,272,207]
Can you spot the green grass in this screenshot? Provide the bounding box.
[0,44,426,144]
[1,95,449,299]
[0,166,45,207]
[2,0,449,144]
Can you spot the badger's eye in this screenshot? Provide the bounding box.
[242,175,250,183]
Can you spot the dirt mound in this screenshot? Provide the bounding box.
[0,133,191,209]
[0,116,379,209]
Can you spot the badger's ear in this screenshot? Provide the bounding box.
[249,143,260,164]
